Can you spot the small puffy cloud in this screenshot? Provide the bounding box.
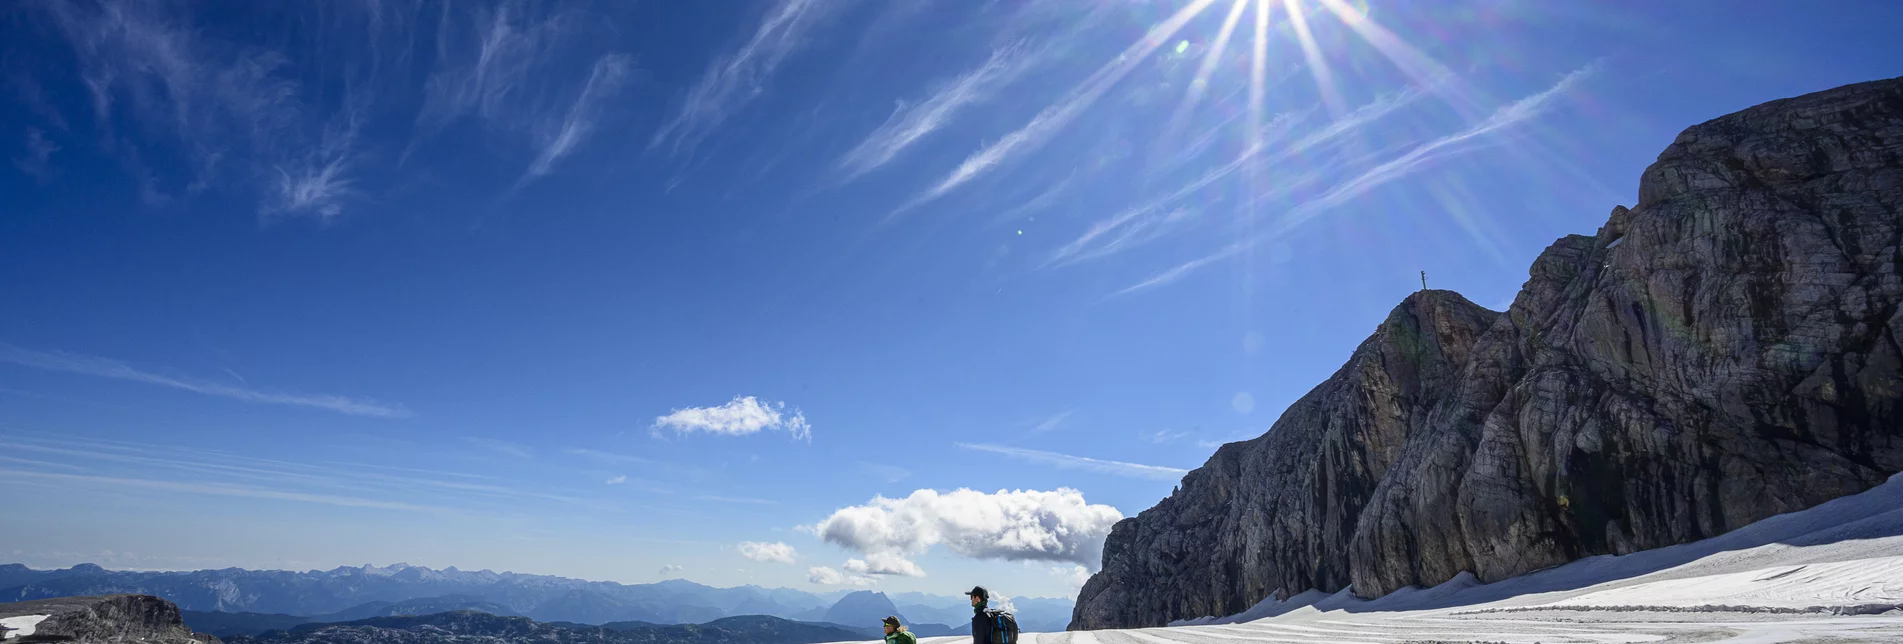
[813,488,1123,568]
[659,564,684,576]
[843,552,925,577]
[808,566,876,587]
[738,541,797,564]
[605,475,627,485]
[655,396,811,440]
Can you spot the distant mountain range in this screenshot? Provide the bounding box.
[221,611,870,644]
[0,563,1074,632]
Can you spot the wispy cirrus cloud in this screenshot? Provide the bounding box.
[837,44,1037,180]
[954,443,1187,481]
[0,468,438,512]
[0,343,409,418]
[1269,65,1596,235]
[1105,67,1588,299]
[520,53,635,186]
[651,0,842,155]
[417,2,633,182]
[1103,239,1253,299]
[654,396,812,441]
[902,0,1223,212]
[463,437,534,459]
[1027,410,1073,435]
[0,432,614,518]
[1049,83,1431,267]
[13,128,60,180]
[41,0,361,220]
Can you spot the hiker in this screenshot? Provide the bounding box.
[883,616,916,644]
[967,586,1020,644]
[967,586,993,644]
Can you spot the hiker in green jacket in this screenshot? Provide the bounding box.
[883,616,916,644]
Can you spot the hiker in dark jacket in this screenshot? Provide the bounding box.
[967,586,992,644]
[883,616,916,644]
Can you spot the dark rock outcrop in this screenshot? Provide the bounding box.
[0,594,220,643]
[1072,76,1903,629]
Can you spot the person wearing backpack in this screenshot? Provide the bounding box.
[965,586,1018,644]
[883,616,916,644]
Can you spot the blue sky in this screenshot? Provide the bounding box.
[2,0,1900,599]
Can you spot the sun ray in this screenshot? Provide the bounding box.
[1281,0,1347,118]
[1241,0,1275,302]
[1315,0,1480,118]
[1163,0,1252,145]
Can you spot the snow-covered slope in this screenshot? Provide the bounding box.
[844,474,1903,643]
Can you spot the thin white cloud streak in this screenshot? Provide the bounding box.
[1103,239,1253,299]
[954,443,1187,481]
[808,566,877,587]
[566,448,655,466]
[464,437,534,459]
[0,433,603,515]
[521,53,635,185]
[1049,83,1431,267]
[0,468,437,512]
[1269,65,1595,235]
[699,494,780,506]
[1105,67,1591,299]
[1028,411,1072,435]
[859,462,912,483]
[838,44,1035,179]
[654,396,812,441]
[651,0,838,154]
[605,475,628,485]
[0,343,409,418]
[902,0,1223,211]
[738,541,798,564]
[1142,429,1191,444]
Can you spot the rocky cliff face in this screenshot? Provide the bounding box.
[1072,76,1903,630]
[0,594,220,643]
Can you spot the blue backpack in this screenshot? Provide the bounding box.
[983,608,1020,644]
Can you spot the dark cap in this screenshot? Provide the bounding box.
[965,586,988,599]
[882,616,901,628]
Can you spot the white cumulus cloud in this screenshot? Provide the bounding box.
[843,552,925,577]
[654,396,811,440]
[738,541,797,564]
[813,488,1123,568]
[659,564,684,575]
[808,566,876,587]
